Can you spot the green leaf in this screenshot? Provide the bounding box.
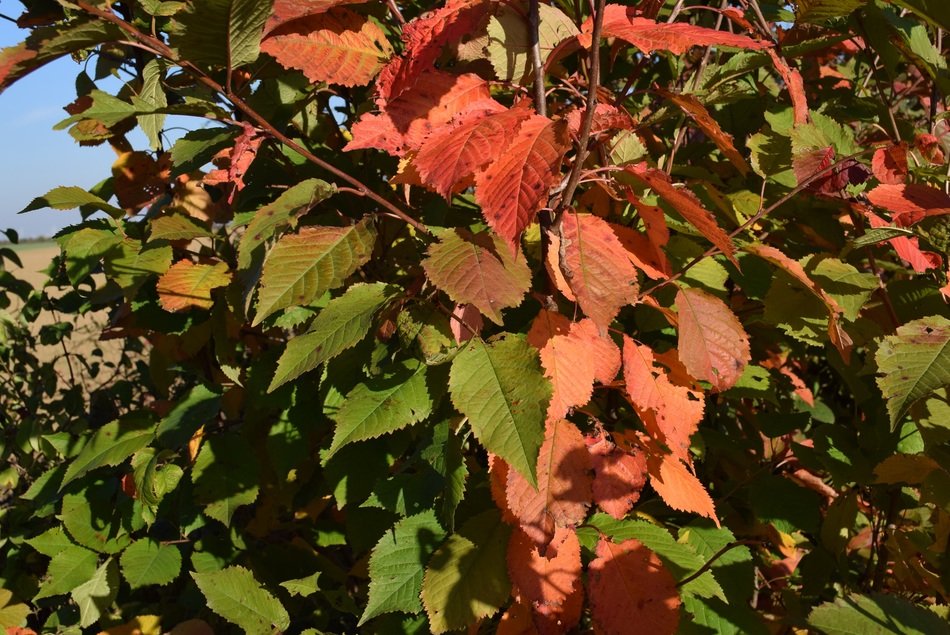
[876,315,950,427]
[238,178,337,270]
[360,510,447,626]
[420,510,511,634]
[169,127,236,174]
[0,588,30,629]
[191,433,260,526]
[808,593,950,635]
[795,0,867,23]
[61,481,134,554]
[103,239,173,298]
[170,0,274,69]
[192,566,290,633]
[327,359,433,458]
[449,335,550,487]
[682,595,769,635]
[156,384,222,448]
[149,214,213,242]
[269,282,393,391]
[27,527,76,558]
[132,449,184,511]
[889,0,950,32]
[280,573,322,597]
[806,256,878,322]
[119,540,182,589]
[34,544,98,600]
[71,558,119,628]
[486,3,579,82]
[138,59,168,149]
[61,415,155,490]
[20,186,123,218]
[254,218,376,325]
[57,226,121,285]
[847,226,916,250]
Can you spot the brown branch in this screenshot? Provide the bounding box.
[558,0,606,211]
[73,1,429,236]
[528,0,546,117]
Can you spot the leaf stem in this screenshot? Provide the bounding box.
[675,539,763,589]
[73,1,429,236]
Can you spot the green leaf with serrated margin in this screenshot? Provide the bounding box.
[270,282,392,391]
[56,225,121,286]
[21,186,123,218]
[486,3,579,82]
[61,481,134,554]
[60,415,155,490]
[449,335,549,487]
[170,127,235,174]
[876,315,950,427]
[422,228,530,325]
[421,510,511,634]
[71,558,119,628]
[138,59,167,149]
[120,540,182,589]
[848,226,915,250]
[280,573,321,597]
[327,359,432,458]
[359,510,446,625]
[170,0,274,70]
[808,593,950,635]
[27,527,75,558]
[192,434,260,526]
[192,566,290,633]
[156,384,221,448]
[34,544,98,600]
[149,214,213,242]
[254,218,376,325]
[239,178,337,270]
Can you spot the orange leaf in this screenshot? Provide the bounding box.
[609,222,670,280]
[572,319,622,384]
[647,451,719,525]
[539,327,597,422]
[676,287,750,391]
[557,212,640,331]
[866,183,950,226]
[416,105,531,198]
[476,115,570,249]
[157,260,232,313]
[587,537,681,635]
[865,210,941,273]
[655,87,750,175]
[265,0,369,33]
[489,454,518,525]
[565,103,633,136]
[507,527,584,633]
[871,143,908,185]
[625,164,737,265]
[261,8,393,87]
[586,430,647,520]
[347,71,494,157]
[496,597,540,635]
[622,337,704,464]
[766,49,809,125]
[506,419,592,547]
[579,5,771,54]
[526,309,572,350]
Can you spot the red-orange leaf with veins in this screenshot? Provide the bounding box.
[625,164,737,265]
[557,212,640,331]
[865,209,941,273]
[507,527,583,634]
[475,115,570,249]
[489,454,518,525]
[586,430,648,520]
[506,419,592,547]
[540,319,619,422]
[496,597,539,635]
[416,104,531,198]
[526,309,572,350]
[655,87,750,175]
[647,451,719,525]
[264,0,369,33]
[609,223,669,280]
[579,5,771,54]
[157,260,232,312]
[871,143,908,185]
[261,8,392,87]
[767,49,809,125]
[587,538,681,635]
[676,287,750,392]
[347,71,494,157]
[573,319,622,384]
[622,337,704,464]
[866,183,950,225]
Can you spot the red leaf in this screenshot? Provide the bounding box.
[579,5,771,54]
[622,337,704,464]
[260,8,393,87]
[204,123,264,203]
[450,303,483,343]
[347,71,494,157]
[647,451,719,525]
[506,419,592,547]
[587,538,681,635]
[416,104,531,198]
[916,133,946,164]
[565,103,633,136]
[264,0,369,33]
[676,287,750,391]
[625,164,737,265]
[655,87,750,175]
[376,0,490,104]
[865,210,941,273]
[586,430,648,520]
[609,222,670,280]
[526,309,572,350]
[557,212,640,331]
[475,115,570,249]
[507,527,584,634]
[871,143,908,185]
[767,49,809,125]
[866,183,950,226]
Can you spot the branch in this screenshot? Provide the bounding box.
[558,0,606,211]
[676,540,763,589]
[73,1,429,236]
[528,0,546,117]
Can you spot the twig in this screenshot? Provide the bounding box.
[528,0,546,117]
[73,1,429,236]
[676,540,764,588]
[558,0,607,211]
[386,0,407,26]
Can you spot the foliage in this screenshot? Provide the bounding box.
[1,0,950,633]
